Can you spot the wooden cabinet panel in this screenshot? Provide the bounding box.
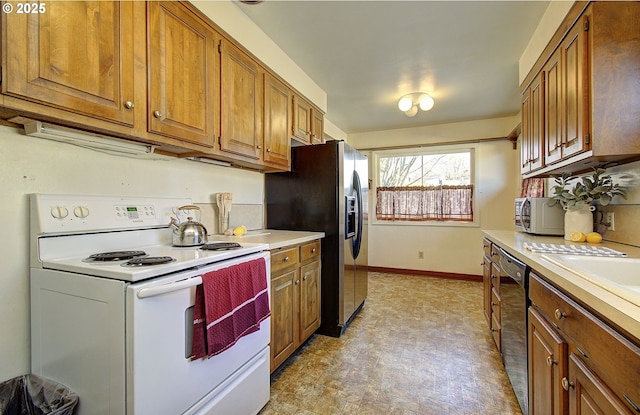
[270,268,298,371]
[521,71,545,174]
[529,307,568,415]
[311,110,324,145]
[292,94,312,144]
[299,260,321,341]
[482,256,492,325]
[148,1,218,147]
[568,354,633,415]
[544,47,563,165]
[220,39,263,160]
[560,19,589,160]
[3,1,136,126]
[270,246,299,273]
[263,74,291,168]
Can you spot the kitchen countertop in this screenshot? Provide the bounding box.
[215,229,325,250]
[483,230,640,342]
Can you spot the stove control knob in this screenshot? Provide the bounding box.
[74,206,90,219]
[50,206,69,219]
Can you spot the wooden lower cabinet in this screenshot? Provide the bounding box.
[482,238,502,352]
[528,307,568,415]
[270,240,321,372]
[529,272,640,415]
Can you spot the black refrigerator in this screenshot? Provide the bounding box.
[265,140,368,337]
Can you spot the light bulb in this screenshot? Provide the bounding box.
[419,94,434,111]
[398,96,413,112]
[404,106,418,117]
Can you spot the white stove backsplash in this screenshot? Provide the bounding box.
[196,203,263,234]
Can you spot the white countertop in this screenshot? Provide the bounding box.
[216,229,325,250]
[483,230,640,342]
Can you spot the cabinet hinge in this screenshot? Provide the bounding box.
[218,41,222,54]
[583,18,589,31]
[584,134,590,145]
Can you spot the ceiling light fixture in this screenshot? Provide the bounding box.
[397,93,435,117]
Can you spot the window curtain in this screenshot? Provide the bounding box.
[520,178,545,198]
[376,185,473,221]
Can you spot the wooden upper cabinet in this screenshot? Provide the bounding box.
[147,1,218,147]
[263,74,292,169]
[521,71,545,174]
[220,39,263,160]
[2,1,136,126]
[292,94,312,144]
[311,109,325,145]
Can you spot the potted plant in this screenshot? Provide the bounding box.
[548,167,627,240]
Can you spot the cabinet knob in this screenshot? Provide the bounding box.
[294,279,300,285]
[561,377,573,391]
[266,148,272,153]
[124,100,135,109]
[546,356,557,367]
[491,302,497,307]
[283,256,289,263]
[302,275,307,281]
[257,145,262,149]
[311,248,316,253]
[554,309,566,321]
[153,110,163,119]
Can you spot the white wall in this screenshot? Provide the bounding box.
[348,116,519,275]
[0,125,264,381]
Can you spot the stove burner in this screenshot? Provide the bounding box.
[200,242,242,251]
[122,256,175,267]
[87,251,147,262]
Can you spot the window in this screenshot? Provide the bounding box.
[375,148,474,222]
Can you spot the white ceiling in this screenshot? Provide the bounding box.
[235,1,550,135]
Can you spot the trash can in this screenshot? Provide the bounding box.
[0,374,78,415]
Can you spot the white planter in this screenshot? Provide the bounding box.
[564,204,595,240]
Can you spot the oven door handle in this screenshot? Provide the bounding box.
[136,276,203,299]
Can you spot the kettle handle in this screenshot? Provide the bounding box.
[178,205,200,212]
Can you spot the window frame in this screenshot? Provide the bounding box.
[371,143,479,227]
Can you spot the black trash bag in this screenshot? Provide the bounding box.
[0,375,78,415]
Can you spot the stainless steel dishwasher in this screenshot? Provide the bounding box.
[498,247,530,415]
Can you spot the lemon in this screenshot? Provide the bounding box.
[586,232,603,243]
[569,231,586,242]
[232,225,247,236]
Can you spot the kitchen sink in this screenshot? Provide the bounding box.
[540,254,640,306]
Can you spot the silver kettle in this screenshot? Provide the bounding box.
[169,205,208,246]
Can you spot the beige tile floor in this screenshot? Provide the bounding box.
[259,271,523,415]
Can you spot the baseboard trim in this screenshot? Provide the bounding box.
[367,266,482,282]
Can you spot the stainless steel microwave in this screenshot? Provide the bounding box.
[515,197,564,235]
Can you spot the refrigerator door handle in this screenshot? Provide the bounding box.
[352,171,363,259]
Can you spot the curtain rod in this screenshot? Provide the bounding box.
[356,135,512,152]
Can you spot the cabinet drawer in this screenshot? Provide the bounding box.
[530,272,640,411]
[270,246,299,273]
[300,240,321,261]
[483,238,492,258]
[491,287,501,323]
[491,263,501,291]
[490,245,501,263]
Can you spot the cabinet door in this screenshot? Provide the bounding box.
[482,256,492,326]
[567,354,633,415]
[298,260,321,342]
[270,269,298,372]
[263,74,291,168]
[529,308,568,415]
[2,1,136,126]
[560,17,589,160]
[545,47,563,165]
[292,95,312,144]
[521,72,545,174]
[220,40,263,160]
[148,1,218,147]
[311,109,324,145]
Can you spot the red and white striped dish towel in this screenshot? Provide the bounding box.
[191,258,270,360]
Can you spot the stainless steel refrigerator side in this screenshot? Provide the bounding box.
[353,149,369,314]
[342,144,355,326]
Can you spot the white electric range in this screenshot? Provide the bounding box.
[29,194,271,415]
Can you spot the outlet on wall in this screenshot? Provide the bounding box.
[606,212,615,231]
[418,251,424,259]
